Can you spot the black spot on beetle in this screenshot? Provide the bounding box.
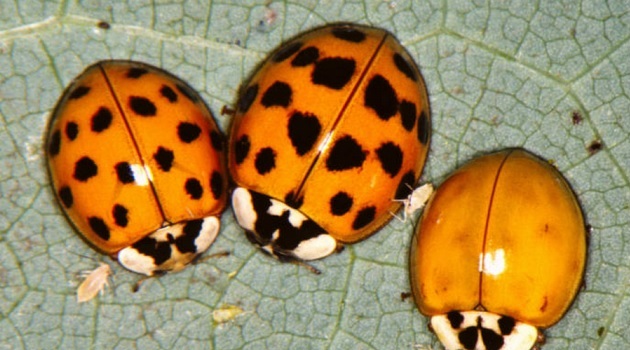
[288,111,321,156]
[48,130,61,156]
[480,327,504,350]
[126,68,148,79]
[115,162,135,184]
[178,122,201,143]
[376,142,403,177]
[160,85,178,103]
[91,107,112,132]
[417,109,430,145]
[273,41,303,62]
[284,191,304,209]
[331,27,366,42]
[261,81,292,108]
[399,100,416,132]
[459,326,480,349]
[238,84,259,113]
[130,236,172,265]
[365,75,398,121]
[292,47,319,67]
[88,216,110,241]
[129,96,157,116]
[234,134,251,164]
[154,147,174,171]
[210,130,224,151]
[58,186,73,208]
[255,147,276,175]
[498,316,516,335]
[176,219,205,253]
[326,135,367,171]
[66,122,79,140]
[69,86,90,99]
[447,311,465,329]
[395,171,416,200]
[330,192,353,216]
[352,206,376,230]
[74,156,98,182]
[113,204,129,227]
[393,53,417,82]
[185,178,203,199]
[312,58,356,90]
[210,171,223,200]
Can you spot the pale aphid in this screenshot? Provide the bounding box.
[392,183,434,222]
[77,262,112,303]
[212,304,245,325]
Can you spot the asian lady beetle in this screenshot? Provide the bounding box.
[46,60,227,276]
[228,23,431,263]
[410,148,587,350]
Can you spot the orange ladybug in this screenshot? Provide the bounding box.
[46,60,227,276]
[410,148,587,350]
[229,24,431,263]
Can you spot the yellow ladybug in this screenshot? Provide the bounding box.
[410,148,586,350]
[46,60,228,276]
[228,23,431,263]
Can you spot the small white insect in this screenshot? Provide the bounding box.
[77,263,112,303]
[392,183,434,222]
[25,135,42,161]
[212,304,245,325]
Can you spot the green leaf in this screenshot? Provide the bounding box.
[1,1,628,349]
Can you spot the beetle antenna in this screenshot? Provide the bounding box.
[290,260,322,275]
[193,250,230,265]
